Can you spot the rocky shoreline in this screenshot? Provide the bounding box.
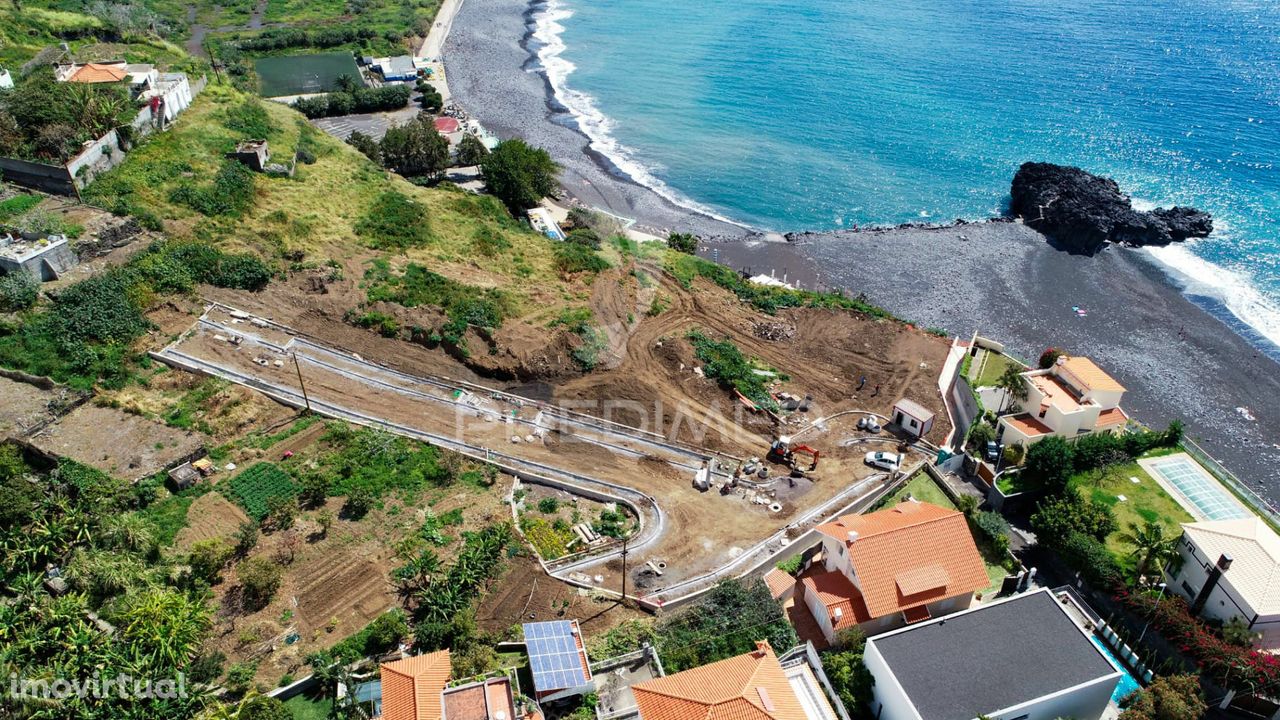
[444,0,1280,498]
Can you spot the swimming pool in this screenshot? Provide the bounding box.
[1139,453,1250,521]
[1090,635,1142,705]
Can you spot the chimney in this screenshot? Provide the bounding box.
[846,530,859,543]
[1191,553,1233,616]
[833,607,843,622]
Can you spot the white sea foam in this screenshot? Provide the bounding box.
[1144,241,1280,352]
[529,0,750,229]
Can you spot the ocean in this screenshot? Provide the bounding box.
[533,0,1280,351]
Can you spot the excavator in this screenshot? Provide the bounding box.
[766,436,820,474]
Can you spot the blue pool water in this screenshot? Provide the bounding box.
[535,0,1280,351]
[1090,635,1142,705]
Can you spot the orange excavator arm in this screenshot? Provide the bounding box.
[790,445,820,469]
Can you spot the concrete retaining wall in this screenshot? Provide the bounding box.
[0,157,76,195]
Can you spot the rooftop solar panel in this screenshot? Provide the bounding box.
[523,620,589,692]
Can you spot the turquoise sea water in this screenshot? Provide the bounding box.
[535,0,1280,348]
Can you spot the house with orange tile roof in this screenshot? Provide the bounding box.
[362,650,524,720]
[632,641,839,720]
[380,650,454,720]
[997,355,1128,448]
[799,501,989,643]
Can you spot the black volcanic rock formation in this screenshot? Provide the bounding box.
[1009,162,1212,254]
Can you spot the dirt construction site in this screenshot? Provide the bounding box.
[154,288,951,606]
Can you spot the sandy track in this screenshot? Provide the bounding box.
[155,305,887,601]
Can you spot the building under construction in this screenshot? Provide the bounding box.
[0,233,76,281]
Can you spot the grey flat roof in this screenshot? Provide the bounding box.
[868,590,1119,720]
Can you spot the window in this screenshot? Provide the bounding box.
[1181,581,1195,596]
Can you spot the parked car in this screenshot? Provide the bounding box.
[984,440,1002,463]
[864,451,903,471]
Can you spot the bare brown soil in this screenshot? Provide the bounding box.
[0,376,58,439]
[175,492,250,550]
[476,555,649,639]
[28,404,206,480]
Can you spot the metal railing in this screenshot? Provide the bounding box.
[1181,438,1280,530]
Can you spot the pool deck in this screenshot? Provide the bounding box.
[1139,452,1250,522]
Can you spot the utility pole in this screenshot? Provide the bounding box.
[293,352,312,414]
[620,537,630,604]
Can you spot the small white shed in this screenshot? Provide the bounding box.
[891,398,935,438]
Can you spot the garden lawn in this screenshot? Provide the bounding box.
[877,472,956,510]
[283,691,333,720]
[971,349,1023,388]
[1069,461,1194,573]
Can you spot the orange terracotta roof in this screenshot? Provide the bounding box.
[801,568,871,632]
[1029,374,1082,412]
[381,650,452,720]
[68,63,128,83]
[633,642,807,720]
[762,568,796,600]
[1095,407,1128,428]
[815,502,988,619]
[1060,356,1126,393]
[1003,413,1053,438]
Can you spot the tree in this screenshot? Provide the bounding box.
[344,486,375,519]
[237,556,283,609]
[1119,521,1179,583]
[455,133,489,166]
[298,472,330,508]
[235,519,260,557]
[380,114,450,179]
[965,421,996,453]
[1030,488,1116,542]
[667,232,698,254]
[994,363,1027,413]
[236,693,292,720]
[480,138,560,213]
[821,628,875,714]
[1023,435,1075,492]
[265,494,297,531]
[418,85,443,112]
[316,508,334,538]
[1118,674,1205,720]
[189,538,234,584]
[347,130,382,165]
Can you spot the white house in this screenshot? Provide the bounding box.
[800,501,989,643]
[864,588,1121,720]
[1166,517,1280,649]
[997,355,1128,448]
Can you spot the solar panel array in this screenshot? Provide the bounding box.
[524,621,588,692]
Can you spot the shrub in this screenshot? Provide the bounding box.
[355,191,431,249]
[554,241,609,275]
[347,130,382,164]
[170,161,256,217]
[1057,531,1124,589]
[224,99,276,138]
[0,270,39,312]
[1118,674,1205,720]
[189,539,234,584]
[1038,347,1064,369]
[565,227,602,249]
[656,579,796,672]
[667,232,698,254]
[537,497,560,514]
[1030,488,1116,542]
[971,510,1011,556]
[687,330,780,410]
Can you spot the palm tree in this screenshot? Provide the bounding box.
[1119,521,1179,583]
[995,364,1028,415]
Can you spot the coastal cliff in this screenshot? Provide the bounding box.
[1010,162,1213,254]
